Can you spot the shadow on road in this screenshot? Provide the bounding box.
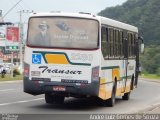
[28,97,125,111]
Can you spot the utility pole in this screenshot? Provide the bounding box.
[18,10,33,73]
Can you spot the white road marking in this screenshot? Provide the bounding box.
[0,89,16,92]
[0,98,44,106]
[0,88,22,93]
[0,80,22,84]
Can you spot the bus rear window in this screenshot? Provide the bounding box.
[27,17,99,49]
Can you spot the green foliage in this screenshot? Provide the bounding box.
[140,46,160,74]
[13,69,21,76]
[98,0,160,75]
[98,0,160,46]
[157,68,160,76]
[140,73,160,80]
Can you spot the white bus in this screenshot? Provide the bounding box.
[24,12,144,106]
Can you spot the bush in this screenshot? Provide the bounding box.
[156,67,160,76]
[140,46,160,74]
[13,69,21,76]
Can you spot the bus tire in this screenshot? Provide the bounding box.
[45,94,65,104]
[45,94,54,104]
[53,95,65,104]
[131,75,134,90]
[122,92,130,100]
[103,81,116,107]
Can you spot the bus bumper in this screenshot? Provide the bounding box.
[23,77,99,97]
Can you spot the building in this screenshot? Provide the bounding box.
[0,10,19,63]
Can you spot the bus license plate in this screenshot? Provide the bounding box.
[53,86,66,91]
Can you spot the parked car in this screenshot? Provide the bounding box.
[1,63,15,74]
[0,65,6,77]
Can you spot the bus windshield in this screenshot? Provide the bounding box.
[27,17,99,49]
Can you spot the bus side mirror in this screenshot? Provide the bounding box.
[140,43,144,54]
[138,36,144,54]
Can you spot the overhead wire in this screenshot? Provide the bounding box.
[0,0,23,21]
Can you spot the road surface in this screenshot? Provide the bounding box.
[0,79,160,119]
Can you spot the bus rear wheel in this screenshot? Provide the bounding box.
[105,88,116,107]
[102,81,116,107]
[45,94,65,104]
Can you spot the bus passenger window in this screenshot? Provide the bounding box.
[120,31,123,57]
[110,29,114,58]
[133,34,136,56]
[128,33,131,58]
[101,27,108,58]
[115,30,119,57]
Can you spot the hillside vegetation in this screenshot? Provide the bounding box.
[98,0,160,75]
[99,0,160,45]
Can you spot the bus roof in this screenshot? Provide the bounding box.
[30,12,138,33]
[100,16,138,33]
[30,12,98,20]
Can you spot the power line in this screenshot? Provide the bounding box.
[0,0,23,21]
[18,10,33,72]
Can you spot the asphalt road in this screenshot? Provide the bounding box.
[0,79,160,119]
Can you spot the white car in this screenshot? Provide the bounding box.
[2,63,14,74]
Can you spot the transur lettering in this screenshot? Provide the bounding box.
[39,66,82,74]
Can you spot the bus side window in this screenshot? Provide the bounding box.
[119,31,123,58]
[130,34,132,57]
[110,28,114,58]
[113,29,115,57]
[133,34,136,56]
[108,28,111,58]
[131,33,134,57]
[106,28,109,57]
[101,27,108,58]
[128,33,131,58]
[116,30,119,57]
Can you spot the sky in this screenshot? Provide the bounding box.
[0,0,127,38]
[0,0,127,23]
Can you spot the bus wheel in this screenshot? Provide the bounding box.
[45,93,54,104]
[131,75,134,90]
[53,95,65,104]
[103,81,116,107]
[122,92,130,100]
[45,94,65,104]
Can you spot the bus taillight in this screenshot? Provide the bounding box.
[24,67,29,77]
[92,67,99,81]
[23,63,30,77]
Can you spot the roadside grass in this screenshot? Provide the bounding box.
[0,74,23,81]
[140,73,160,80]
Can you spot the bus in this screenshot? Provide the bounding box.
[23,12,144,107]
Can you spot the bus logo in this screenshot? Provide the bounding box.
[32,54,41,64]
